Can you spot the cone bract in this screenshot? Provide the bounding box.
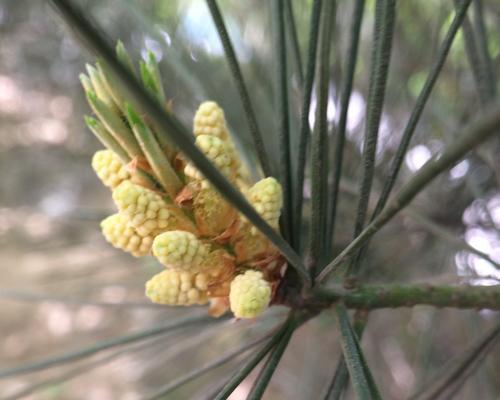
[193,187,237,237]
[233,226,275,264]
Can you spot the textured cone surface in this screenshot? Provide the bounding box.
[193,101,229,140]
[145,269,208,306]
[112,181,195,237]
[233,225,276,264]
[202,249,235,297]
[193,188,237,238]
[152,230,209,272]
[248,177,282,231]
[101,213,153,257]
[184,135,238,184]
[92,149,130,189]
[229,270,271,319]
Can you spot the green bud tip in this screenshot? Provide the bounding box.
[86,89,97,103]
[79,73,92,90]
[84,115,98,128]
[85,63,98,77]
[124,103,142,126]
[146,50,157,66]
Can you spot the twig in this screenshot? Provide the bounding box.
[314,284,500,310]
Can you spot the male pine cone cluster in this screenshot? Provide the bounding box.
[83,43,284,319]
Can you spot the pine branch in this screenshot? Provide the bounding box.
[314,284,500,310]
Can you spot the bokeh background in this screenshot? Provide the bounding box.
[0,0,499,399]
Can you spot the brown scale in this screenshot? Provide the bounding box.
[231,224,278,265]
[203,249,236,298]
